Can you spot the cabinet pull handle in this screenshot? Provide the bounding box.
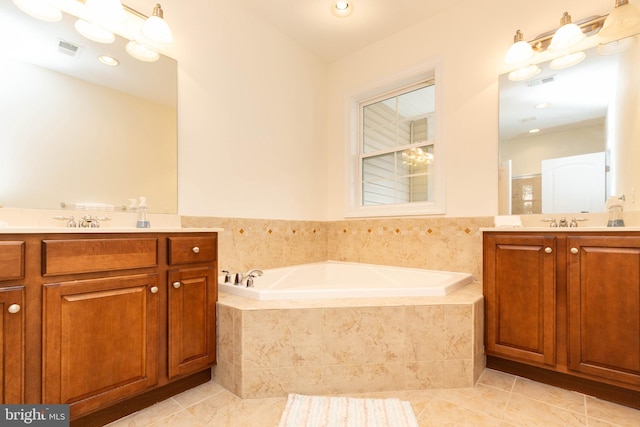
[192,246,200,254]
[7,304,20,314]
[172,281,181,289]
[150,286,159,294]
[545,247,553,254]
[570,247,579,254]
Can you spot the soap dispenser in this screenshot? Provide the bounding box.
[606,196,625,227]
[136,197,150,228]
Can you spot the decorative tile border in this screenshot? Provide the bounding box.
[181,216,492,279]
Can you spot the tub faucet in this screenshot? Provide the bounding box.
[233,269,263,286]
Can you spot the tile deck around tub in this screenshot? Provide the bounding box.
[215,282,485,398]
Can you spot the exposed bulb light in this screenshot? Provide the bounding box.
[600,0,640,40]
[332,1,354,17]
[508,64,541,82]
[98,55,119,66]
[504,30,535,66]
[12,0,61,22]
[74,19,115,44]
[549,51,586,69]
[126,40,160,62]
[548,12,586,52]
[142,4,173,44]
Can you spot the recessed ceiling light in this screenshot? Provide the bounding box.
[98,55,119,66]
[332,1,354,17]
[529,128,541,134]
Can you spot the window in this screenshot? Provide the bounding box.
[347,74,444,217]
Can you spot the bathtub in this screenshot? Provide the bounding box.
[218,261,474,300]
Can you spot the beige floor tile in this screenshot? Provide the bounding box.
[147,409,206,427]
[511,377,586,414]
[416,397,504,427]
[503,393,587,427]
[104,369,640,427]
[477,368,516,392]
[105,398,184,427]
[186,390,284,426]
[586,396,640,427]
[171,380,227,408]
[435,384,510,419]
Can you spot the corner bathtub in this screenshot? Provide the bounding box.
[218,261,474,300]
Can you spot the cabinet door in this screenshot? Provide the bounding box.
[568,236,640,386]
[0,287,24,403]
[43,275,159,418]
[168,267,216,378]
[484,234,557,366]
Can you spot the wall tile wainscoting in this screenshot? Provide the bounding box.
[181,216,492,279]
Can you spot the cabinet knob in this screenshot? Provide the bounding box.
[571,247,579,254]
[192,246,200,254]
[545,247,553,254]
[150,286,159,294]
[7,304,20,314]
[172,281,181,289]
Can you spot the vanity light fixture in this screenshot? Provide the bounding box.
[74,18,116,43]
[126,40,160,62]
[332,1,354,18]
[12,0,61,22]
[600,0,640,40]
[549,50,586,69]
[11,1,174,63]
[549,12,586,52]
[508,64,541,82]
[504,30,535,66]
[141,4,173,44]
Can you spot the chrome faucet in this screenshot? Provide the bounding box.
[233,269,263,286]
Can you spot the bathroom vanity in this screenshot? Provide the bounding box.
[0,229,219,425]
[483,229,640,408]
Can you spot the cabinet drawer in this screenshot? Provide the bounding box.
[168,236,217,265]
[0,241,25,281]
[43,238,157,275]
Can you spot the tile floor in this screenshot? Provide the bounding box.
[106,369,640,426]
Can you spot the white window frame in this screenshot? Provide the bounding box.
[344,62,445,218]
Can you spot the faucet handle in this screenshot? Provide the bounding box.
[222,270,232,283]
[246,274,256,287]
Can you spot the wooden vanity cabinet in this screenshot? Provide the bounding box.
[0,231,218,424]
[484,231,640,409]
[483,234,557,366]
[0,241,25,404]
[167,237,217,379]
[567,236,640,387]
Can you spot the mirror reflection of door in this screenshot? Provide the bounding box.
[541,152,606,213]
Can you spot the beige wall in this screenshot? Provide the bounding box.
[124,0,613,221]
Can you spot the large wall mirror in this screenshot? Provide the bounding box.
[0,2,177,213]
[498,35,640,215]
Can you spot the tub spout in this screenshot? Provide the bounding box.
[245,269,263,278]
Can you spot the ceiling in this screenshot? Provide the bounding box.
[237,0,456,62]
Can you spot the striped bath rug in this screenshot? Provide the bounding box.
[279,393,419,427]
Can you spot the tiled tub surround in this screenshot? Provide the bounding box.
[214,283,484,398]
[181,216,492,279]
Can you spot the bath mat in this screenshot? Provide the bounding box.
[278,393,419,427]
